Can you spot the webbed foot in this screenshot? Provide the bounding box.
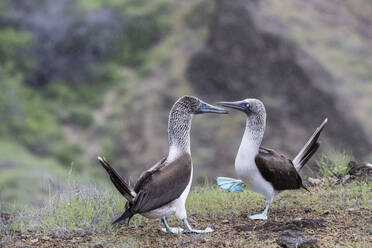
[182,218,214,233]
[161,227,184,234]
[249,213,268,220]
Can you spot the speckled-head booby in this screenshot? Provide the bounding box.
[98,96,228,234]
[216,98,327,220]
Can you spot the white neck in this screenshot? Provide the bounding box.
[235,117,265,169]
[167,144,190,162]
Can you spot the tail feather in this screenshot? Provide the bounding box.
[112,209,134,225]
[293,118,328,171]
[98,156,136,202]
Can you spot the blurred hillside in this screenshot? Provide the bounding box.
[0,0,371,208]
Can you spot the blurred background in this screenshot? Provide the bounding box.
[0,0,371,209]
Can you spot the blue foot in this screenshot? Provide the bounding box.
[184,226,214,234]
[249,213,268,220]
[161,216,184,234]
[182,218,214,234]
[216,177,243,192]
[161,227,184,234]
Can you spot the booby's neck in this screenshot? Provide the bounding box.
[167,107,193,162]
[238,114,266,157]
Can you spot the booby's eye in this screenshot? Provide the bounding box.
[246,103,250,108]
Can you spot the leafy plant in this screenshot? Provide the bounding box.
[317,150,353,178]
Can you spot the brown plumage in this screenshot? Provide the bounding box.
[255,148,307,191]
[133,154,192,213]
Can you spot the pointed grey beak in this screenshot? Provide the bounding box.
[218,100,248,112]
[194,100,229,114]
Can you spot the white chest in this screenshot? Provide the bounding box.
[234,128,274,198]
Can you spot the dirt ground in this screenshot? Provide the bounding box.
[5,204,371,247]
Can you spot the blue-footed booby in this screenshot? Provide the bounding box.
[217,98,327,220]
[98,96,228,234]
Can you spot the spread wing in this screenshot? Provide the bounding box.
[132,154,192,213]
[255,147,303,190]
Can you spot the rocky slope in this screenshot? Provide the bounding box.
[187,0,371,158]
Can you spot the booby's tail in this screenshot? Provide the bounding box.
[292,118,328,172]
[112,209,134,225]
[98,156,136,202]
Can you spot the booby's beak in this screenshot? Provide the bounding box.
[218,100,248,112]
[194,100,229,114]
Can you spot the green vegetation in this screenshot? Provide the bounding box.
[2,178,371,246]
[0,0,172,188]
[317,150,353,178]
[0,141,70,210]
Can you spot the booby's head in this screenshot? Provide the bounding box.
[218,98,266,136]
[174,95,229,115]
[168,96,228,157]
[218,98,265,116]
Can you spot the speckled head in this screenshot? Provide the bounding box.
[218,98,266,135]
[168,96,228,156]
[173,96,228,115]
[218,98,265,116]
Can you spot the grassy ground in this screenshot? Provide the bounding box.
[2,179,371,247]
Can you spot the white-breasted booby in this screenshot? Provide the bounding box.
[217,98,327,220]
[98,96,228,233]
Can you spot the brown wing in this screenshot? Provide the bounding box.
[134,156,167,193]
[255,147,303,190]
[132,154,192,213]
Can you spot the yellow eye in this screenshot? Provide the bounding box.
[246,103,250,108]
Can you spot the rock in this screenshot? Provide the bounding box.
[307,178,323,187]
[187,0,372,160]
[304,207,312,213]
[30,238,38,244]
[0,211,12,223]
[322,210,331,216]
[276,229,318,248]
[221,219,229,224]
[345,161,372,182]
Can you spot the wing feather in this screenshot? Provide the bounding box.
[132,154,192,213]
[255,147,303,190]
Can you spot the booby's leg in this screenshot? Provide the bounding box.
[182,218,214,233]
[249,195,274,220]
[160,217,184,234]
[249,202,270,220]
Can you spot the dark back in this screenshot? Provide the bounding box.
[255,147,303,190]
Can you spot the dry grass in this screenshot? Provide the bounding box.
[2,179,371,247]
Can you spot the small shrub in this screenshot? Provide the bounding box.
[13,182,126,237]
[317,150,353,178]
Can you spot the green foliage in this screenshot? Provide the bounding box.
[0,66,62,155]
[0,141,70,210]
[2,180,370,245]
[106,0,171,67]
[187,186,262,217]
[0,28,35,73]
[184,0,215,30]
[13,183,126,237]
[53,143,83,171]
[317,150,353,178]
